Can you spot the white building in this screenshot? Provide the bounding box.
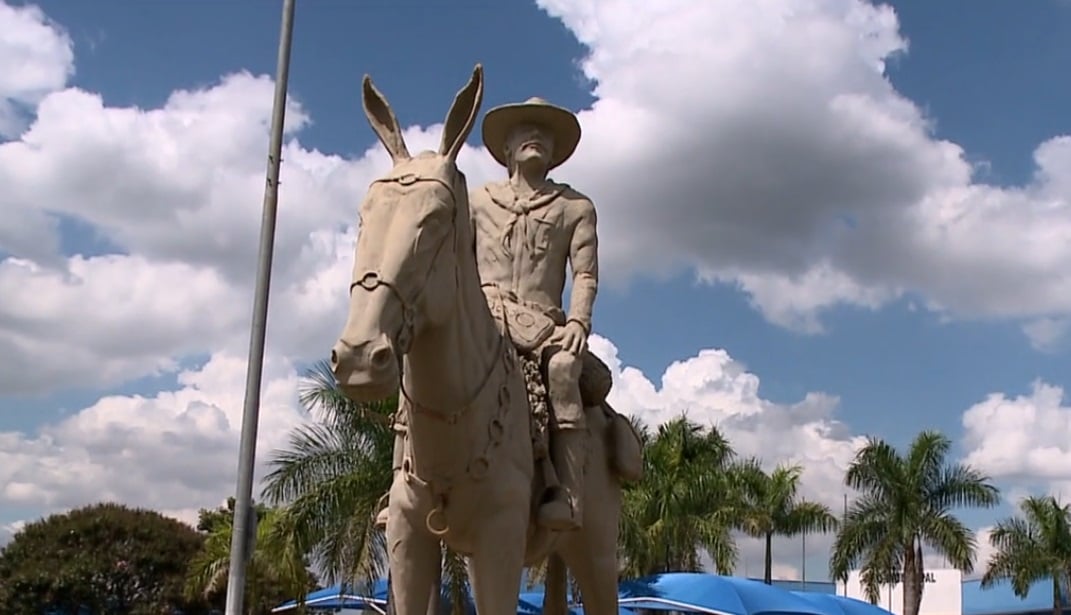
[837,569,963,615]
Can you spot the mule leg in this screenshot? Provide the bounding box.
[560,533,620,615]
[468,517,528,615]
[386,505,440,615]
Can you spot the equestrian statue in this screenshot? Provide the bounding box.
[330,64,642,615]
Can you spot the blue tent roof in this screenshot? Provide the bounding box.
[790,592,893,615]
[962,578,1070,615]
[272,579,389,612]
[618,572,830,615]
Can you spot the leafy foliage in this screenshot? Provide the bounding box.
[261,359,397,585]
[982,495,1071,614]
[618,415,748,576]
[735,462,837,583]
[829,431,999,615]
[185,499,317,614]
[0,502,207,615]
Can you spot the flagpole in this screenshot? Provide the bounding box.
[224,1,296,614]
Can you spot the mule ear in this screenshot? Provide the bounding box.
[362,74,411,164]
[439,64,484,161]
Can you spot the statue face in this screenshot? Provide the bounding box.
[505,123,554,170]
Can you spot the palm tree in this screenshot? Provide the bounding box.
[829,431,1000,615]
[260,361,471,615]
[260,360,396,587]
[185,502,314,614]
[982,495,1071,615]
[736,462,837,584]
[618,415,746,576]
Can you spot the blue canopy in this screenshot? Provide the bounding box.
[518,590,581,615]
[790,592,893,615]
[272,579,389,612]
[618,573,828,615]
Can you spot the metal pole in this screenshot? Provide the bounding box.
[224,1,296,613]
[841,493,847,596]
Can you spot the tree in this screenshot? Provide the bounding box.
[618,416,747,576]
[829,430,1000,615]
[981,495,1071,615]
[0,502,207,615]
[736,462,837,584]
[185,499,316,614]
[260,360,397,586]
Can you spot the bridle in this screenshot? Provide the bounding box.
[348,166,505,423]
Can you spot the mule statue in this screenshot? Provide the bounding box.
[330,64,641,615]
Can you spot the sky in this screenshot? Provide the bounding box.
[2,0,1071,585]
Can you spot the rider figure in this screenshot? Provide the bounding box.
[470,97,598,532]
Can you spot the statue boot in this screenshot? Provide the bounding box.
[538,429,588,531]
[375,429,406,528]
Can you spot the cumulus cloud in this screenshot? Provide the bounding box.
[534,0,1071,334]
[590,335,864,510]
[966,526,997,581]
[1022,317,1070,353]
[0,0,73,138]
[0,71,502,393]
[588,334,860,578]
[0,352,306,517]
[0,519,24,547]
[961,380,1071,493]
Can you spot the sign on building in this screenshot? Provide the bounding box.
[836,569,962,615]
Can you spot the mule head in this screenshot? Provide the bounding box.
[330,64,484,402]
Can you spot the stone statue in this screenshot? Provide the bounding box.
[471,96,598,531]
[330,65,641,615]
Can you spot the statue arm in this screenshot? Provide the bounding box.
[567,199,599,334]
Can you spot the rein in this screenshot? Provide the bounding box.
[348,170,505,424]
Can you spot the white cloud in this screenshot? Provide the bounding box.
[533,0,1071,335]
[0,332,855,580]
[0,352,307,518]
[1022,317,1070,353]
[0,0,73,138]
[966,526,997,581]
[589,334,860,578]
[961,381,1071,493]
[591,335,864,511]
[0,519,24,547]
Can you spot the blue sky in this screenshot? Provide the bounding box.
[2,0,1071,582]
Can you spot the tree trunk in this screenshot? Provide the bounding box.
[1053,576,1060,615]
[763,532,773,584]
[912,540,925,615]
[902,544,919,615]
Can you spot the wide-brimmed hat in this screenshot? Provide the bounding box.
[482,97,581,170]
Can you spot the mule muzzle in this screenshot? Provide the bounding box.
[330,333,399,401]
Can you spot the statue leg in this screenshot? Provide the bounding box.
[469,515,528,615]
[561,535,620,615]
[539,347,588,532]
[560,409,621,615]
[386,485,439,615]
[376,419,407,528]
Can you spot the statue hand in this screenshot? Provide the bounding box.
[559,321,588,355]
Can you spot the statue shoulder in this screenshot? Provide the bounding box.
[551,182,596,221]
[470,180,509,210]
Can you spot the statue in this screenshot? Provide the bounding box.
[471,96,598,531]
[330,65,642,615]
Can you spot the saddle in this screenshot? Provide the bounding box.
[494,298,643,483]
